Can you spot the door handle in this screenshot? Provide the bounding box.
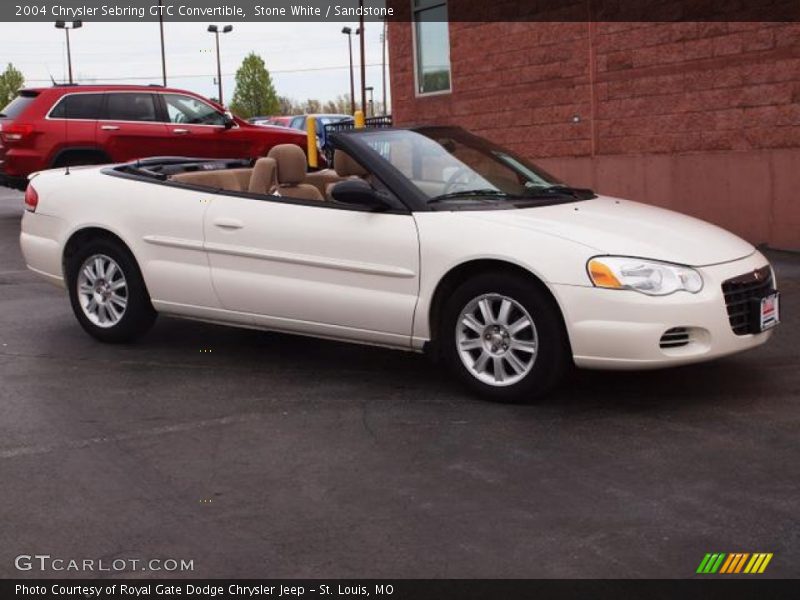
[101,125,120,131]
[213,218,244,230]
[173,128,190,134]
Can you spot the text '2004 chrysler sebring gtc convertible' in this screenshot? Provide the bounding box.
[20,126,780,401]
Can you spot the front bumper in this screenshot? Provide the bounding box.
[553,251,775,370]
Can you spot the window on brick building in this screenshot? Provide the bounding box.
[413,0,451,95]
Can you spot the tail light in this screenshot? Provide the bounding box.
[0,123,34,143]
[24,184,38,212]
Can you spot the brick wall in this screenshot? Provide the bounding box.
[388,18,800,248]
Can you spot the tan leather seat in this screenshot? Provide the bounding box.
[304,169,344,196]
[326,149,369,199]
[170,169,246,192]
[248,157,278,194]
[334,149,368,178]
[267,144,324,201]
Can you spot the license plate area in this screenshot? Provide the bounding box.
[750,291,780,333]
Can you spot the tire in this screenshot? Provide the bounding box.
[440,272,570,403]
[65,238,156,343]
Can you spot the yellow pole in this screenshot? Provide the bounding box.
[306,116,318,169]
[354,110,365,129]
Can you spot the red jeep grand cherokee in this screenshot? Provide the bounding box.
[0,84,307,190]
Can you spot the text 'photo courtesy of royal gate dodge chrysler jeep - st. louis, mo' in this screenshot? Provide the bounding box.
[19,125,779,402]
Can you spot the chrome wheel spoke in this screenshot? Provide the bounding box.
[511,339,536,353]
[509,316,531,336]
[497,299,512,326]
[77,254,128,328]
[505,351,528,375]
[461,314,483,334]
[456,293,539,388]
[460,337,483,351]
[493,356,506,383]
[477,298,494,325]
[473,351,490,373]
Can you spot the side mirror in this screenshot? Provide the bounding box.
[223,111,235,129]
[331,179,387,210]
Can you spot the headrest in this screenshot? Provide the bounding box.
[334,149,368,177]
[267,144,307,185]
[248,156,277,194]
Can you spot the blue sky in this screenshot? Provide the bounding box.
[0,21,390,107]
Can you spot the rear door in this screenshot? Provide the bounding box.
[95,92,169,162]
[43,92,103,167]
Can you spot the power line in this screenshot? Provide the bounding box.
[24,62,386,83]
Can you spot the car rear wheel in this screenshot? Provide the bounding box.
[441,272,570,402]
[66,239,156,343]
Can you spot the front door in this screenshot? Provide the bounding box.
[203,195,420,348]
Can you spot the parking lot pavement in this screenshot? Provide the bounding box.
[0,186,798,579]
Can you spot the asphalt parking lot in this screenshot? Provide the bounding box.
[0,186,798,579]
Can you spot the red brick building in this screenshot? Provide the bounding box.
[387,5,800,249]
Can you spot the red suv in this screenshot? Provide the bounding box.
[0,84,308,190]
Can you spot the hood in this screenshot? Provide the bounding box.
[464,196,754,267]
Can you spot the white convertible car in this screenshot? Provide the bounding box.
[20,126,779,401]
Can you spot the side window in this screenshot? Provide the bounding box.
[291,116,306,130]
[413,0,452,95]
[106,93,158,122]
[49,94,104,119]
[163,94,225,126]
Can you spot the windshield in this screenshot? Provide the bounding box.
[356,127,590,204]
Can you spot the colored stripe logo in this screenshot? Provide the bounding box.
[697,553,773,574]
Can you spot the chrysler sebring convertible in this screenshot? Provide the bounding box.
[19,126,779,401]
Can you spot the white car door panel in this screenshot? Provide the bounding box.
[203,195,420,347]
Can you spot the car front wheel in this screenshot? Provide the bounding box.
[441,272,570,402]
[66,239,156,343]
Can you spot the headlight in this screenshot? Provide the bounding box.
[587,256,703,296]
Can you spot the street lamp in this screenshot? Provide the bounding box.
[365,86,374,118]
[55,20,82,85]
[341,26,361,115]
[207,24,233,105]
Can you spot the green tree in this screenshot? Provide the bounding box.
[0,63,24,109]
[229,52,279,119]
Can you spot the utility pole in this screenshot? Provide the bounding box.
[381,20,387,115]
[158,0,167,85]
[359,0,366,116]
[207,25,233,105]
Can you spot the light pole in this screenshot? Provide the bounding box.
[158,0,167,85]
[55,20,82,85]
[207,24,233,105]
[365,86,374,118]
[359,2,366,115]
[381,20,387,115]
[341,27,361,115]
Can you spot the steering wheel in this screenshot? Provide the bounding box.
[442,166,478,195]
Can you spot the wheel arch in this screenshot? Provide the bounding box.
[425,258,571,358]
[62,226,140,282]
[49,147,112,169]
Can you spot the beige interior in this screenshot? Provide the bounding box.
[167,148,371,203]
[267,144,324,201]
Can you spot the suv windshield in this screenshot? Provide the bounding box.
[357,127,594,204]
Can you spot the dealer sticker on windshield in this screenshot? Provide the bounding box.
[760,292,780,331]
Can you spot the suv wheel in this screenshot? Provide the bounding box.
[441,272,570,402]
[66,239,156,343]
